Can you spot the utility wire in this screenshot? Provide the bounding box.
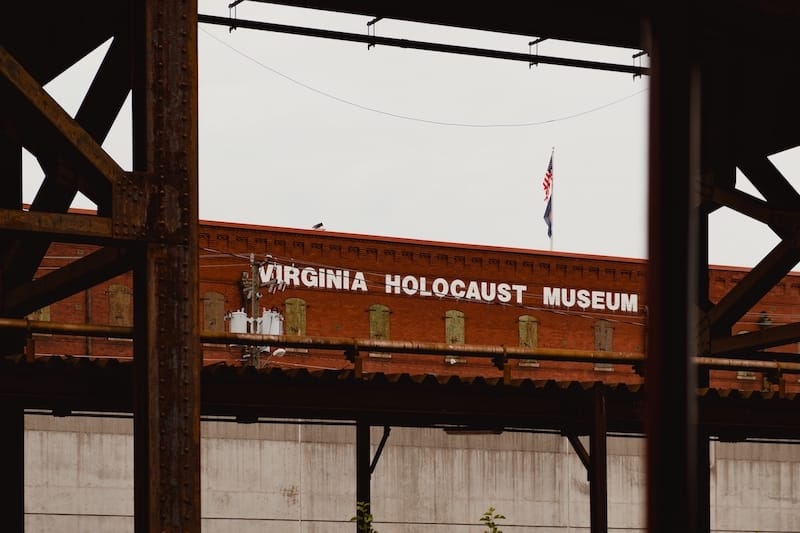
[200,27,647,129]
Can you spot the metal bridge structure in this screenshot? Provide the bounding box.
[3,2,800,532]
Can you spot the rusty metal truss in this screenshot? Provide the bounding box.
[3,1,800,532]
[2,2,200,531]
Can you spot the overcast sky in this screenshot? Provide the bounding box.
[24,1,800,270]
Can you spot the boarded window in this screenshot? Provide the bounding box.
[108,284,132,326]
[203,291,225,333]
[445,310,465,344]
[518,315,539,367]
[518,315,538,348]
[284,298,307,336]
[594,319,613,371]
[739,331,756,380]
[369,304,390,340]
[27,306,51,322]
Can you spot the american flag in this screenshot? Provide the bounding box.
[542,153,553,238]
[542,154,553,202]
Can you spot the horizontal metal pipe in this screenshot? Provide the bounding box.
[202,332,800,373]
[2,317,797,374]
[695,356,800,373]
[199,330,644,363]
[0,317,133,338]
[198,14,649,76]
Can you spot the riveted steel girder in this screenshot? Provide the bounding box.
[131,1,200,531]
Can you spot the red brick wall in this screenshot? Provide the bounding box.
[27,222,800,392]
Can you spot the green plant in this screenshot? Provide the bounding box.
[480,506,506,533]
[350,501,379,533]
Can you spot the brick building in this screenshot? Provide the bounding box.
[28,219,800,392]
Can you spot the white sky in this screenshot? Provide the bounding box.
[22,1,800,270]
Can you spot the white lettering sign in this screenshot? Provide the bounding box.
[543,286,638,313]
[258,265,638,311]
[260,264,368,292]
[383,275,527,304]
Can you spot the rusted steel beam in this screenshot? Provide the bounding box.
[4,247,131,317]
[369,425,391,475]
[738,155,800,210]
[1,359,800,441]
[2,4,123,87]
[697,166,711,388]
[590,385,607,533]
[566,432,590,472]
[696,431,711,533]
[134,245,201,533]
[0,209,117,243]
[0,108,24,354]
[199,14,650,77]
[112,172,150,241]
[709,239,800,333]
[708,155,800,339]
[645,7,700,533]
[0,404,24,532]
[0,106,21,211]
[355,421,371,528]
[709,186,800,238]
[131,1,200,531]
[0,46,123,204]
[213,2,645,50]
[4,359,800,441]
[30,31,133,216]
[0,34,134,295]
[710,321,800,354]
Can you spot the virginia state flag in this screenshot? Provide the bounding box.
[542,153,553,238]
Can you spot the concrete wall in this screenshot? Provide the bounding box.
[23,415,800,532]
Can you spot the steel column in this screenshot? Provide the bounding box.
[696,431,711,533]
[0,110,21,211]
[0,104,23,356]
[356,420,372,526]
[132,1,200,532]
[645,7,701,533]
[0,404,24,533]
[590,385,608,533]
